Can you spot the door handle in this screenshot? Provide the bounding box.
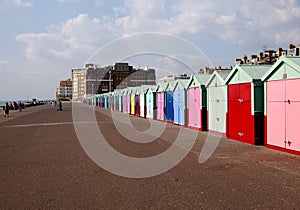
[284,99,291,104]
[238,132,244,137]
[238,99,244,103]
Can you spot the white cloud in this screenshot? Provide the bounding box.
[0,0,33,7]
[0,61,8,66]
[16,0,300,63]
[16,14,114,61]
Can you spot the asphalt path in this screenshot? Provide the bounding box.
[0,103,299,209]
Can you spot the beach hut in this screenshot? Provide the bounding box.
[119,89,123,112]
[186,74,211,131]
[135,87,141,116]
[139,86,151,118]
[146,85,158,119]
[225,65,270,145]
[130,87,136,115]
[262,56,300,154]
[127,88,134,114]
[156,82,167,121]
[173,79,189,126]
[108,92,114,110]
[113,90,119,111]
[165,81,176,123]
[104,93,108,109]
[123,89,128,113]
[206,70,231,134]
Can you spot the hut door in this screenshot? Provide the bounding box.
[286,79,300,152]
[267,80,286,148]
[228,84,241,140]
[173,91,179,124]
[166,92,173,122]
[178,90,184,125]
[188,87,200,128]
[228,83,252,142]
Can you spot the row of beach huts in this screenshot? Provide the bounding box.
[83,56,300,155]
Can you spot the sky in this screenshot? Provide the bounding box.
[0,0,300,100]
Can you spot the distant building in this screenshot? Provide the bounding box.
[126,66,156,88]
[159,74,190,82]
[199,67,231,74]
[235,43,300,65]
[72,68,85,102]
[71,63,156,101]
[56,79,72,101]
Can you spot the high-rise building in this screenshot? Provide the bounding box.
[71,63,156,102]
[72,68,85,102]
[56,79,73,101]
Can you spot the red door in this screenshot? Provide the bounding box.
[239,83,253,144]
[228,84,240,140]
[228,83,253,143]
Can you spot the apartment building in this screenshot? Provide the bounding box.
[56,79,73,101]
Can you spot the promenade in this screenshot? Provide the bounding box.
[0,103,299,209]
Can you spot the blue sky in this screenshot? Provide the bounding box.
[0,0,300,100]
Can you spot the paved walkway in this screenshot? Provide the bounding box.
[0,103,299,209]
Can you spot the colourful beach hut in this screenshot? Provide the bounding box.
[135,88,141,117]
[123,89,128,113]
[165,81,176,123]
[186,74,211,131]
[146,85,158,119]
[109,93,113,110]
[156,82,167,121]
[139,86,151,118]
[225,65,270,145]
[119,89,123,112]
[127,88,134,114]
[262,56,300,155]
[113,90,119,111]
[173,79,189,126]
[130,88,136,115]
[206,70,231,134]
[104,93,109,109]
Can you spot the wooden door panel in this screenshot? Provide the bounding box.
[286,101,300,152]
[228,101,240,140]
[240,83,251,101]
[286,79,300,102]
[240,100,254,144]
[267,80,285,102]
[267,103,286,148]
[228,84,240,100]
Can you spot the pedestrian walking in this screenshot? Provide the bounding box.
[58,100,62,111]
[18,101,22,112]
[3,102,9,117]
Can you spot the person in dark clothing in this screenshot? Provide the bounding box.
[58,100,63,111]
[18,101,22,112]
[3,102,9,117]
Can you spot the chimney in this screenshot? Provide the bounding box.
[259,52,264,60]
[278,48,283,57]
[288,44,295,49]
[243,55,248,64]
[251,54,257,59]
